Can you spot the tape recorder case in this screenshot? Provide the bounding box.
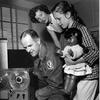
[0,68,30,100]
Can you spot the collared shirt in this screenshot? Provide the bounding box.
[33,42,63,87]
[60,21,99,79]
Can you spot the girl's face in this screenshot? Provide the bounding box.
[67,34,78,46]
[35,10,49,23]
[53,12,69,29]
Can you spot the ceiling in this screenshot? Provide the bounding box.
[0,0,81,10]
[25,0,81,8]
[26,0,81,4]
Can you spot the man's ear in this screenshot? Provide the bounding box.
[65,11,71,19]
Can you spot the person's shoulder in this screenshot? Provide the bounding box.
[47,25,55,31]
[75,21,87,29]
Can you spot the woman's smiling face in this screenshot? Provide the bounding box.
[35,10,49,24]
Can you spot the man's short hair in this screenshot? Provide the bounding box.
[20,29,39,40]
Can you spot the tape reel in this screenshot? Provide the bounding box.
[9,68,30,90]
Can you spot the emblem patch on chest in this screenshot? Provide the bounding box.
[47,60,54,70]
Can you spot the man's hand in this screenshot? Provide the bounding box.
[32,71,42,79]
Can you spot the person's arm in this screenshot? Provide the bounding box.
[64,26,98,66]
[46,48,63,88]
[32,58,43,80]
[47,29,61,49]
[79,26,99,66]
[64,56,84,66]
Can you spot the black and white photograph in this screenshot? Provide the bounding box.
[0,0,99,100]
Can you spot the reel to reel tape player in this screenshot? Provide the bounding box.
[0,68,30,100]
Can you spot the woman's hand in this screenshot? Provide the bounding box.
[64,56,84,66]
[64,57,75,66]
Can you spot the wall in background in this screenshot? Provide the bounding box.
[0,0,99,50]
[74,0,99,29]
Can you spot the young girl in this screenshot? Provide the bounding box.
[58,28,92,94]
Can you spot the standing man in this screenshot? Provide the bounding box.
[29,4,62,49]
[51,1,99,100]
[20,29,66,100]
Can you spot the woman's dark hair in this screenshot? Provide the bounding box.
[29,4,50,23]
[51,1,85,26]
